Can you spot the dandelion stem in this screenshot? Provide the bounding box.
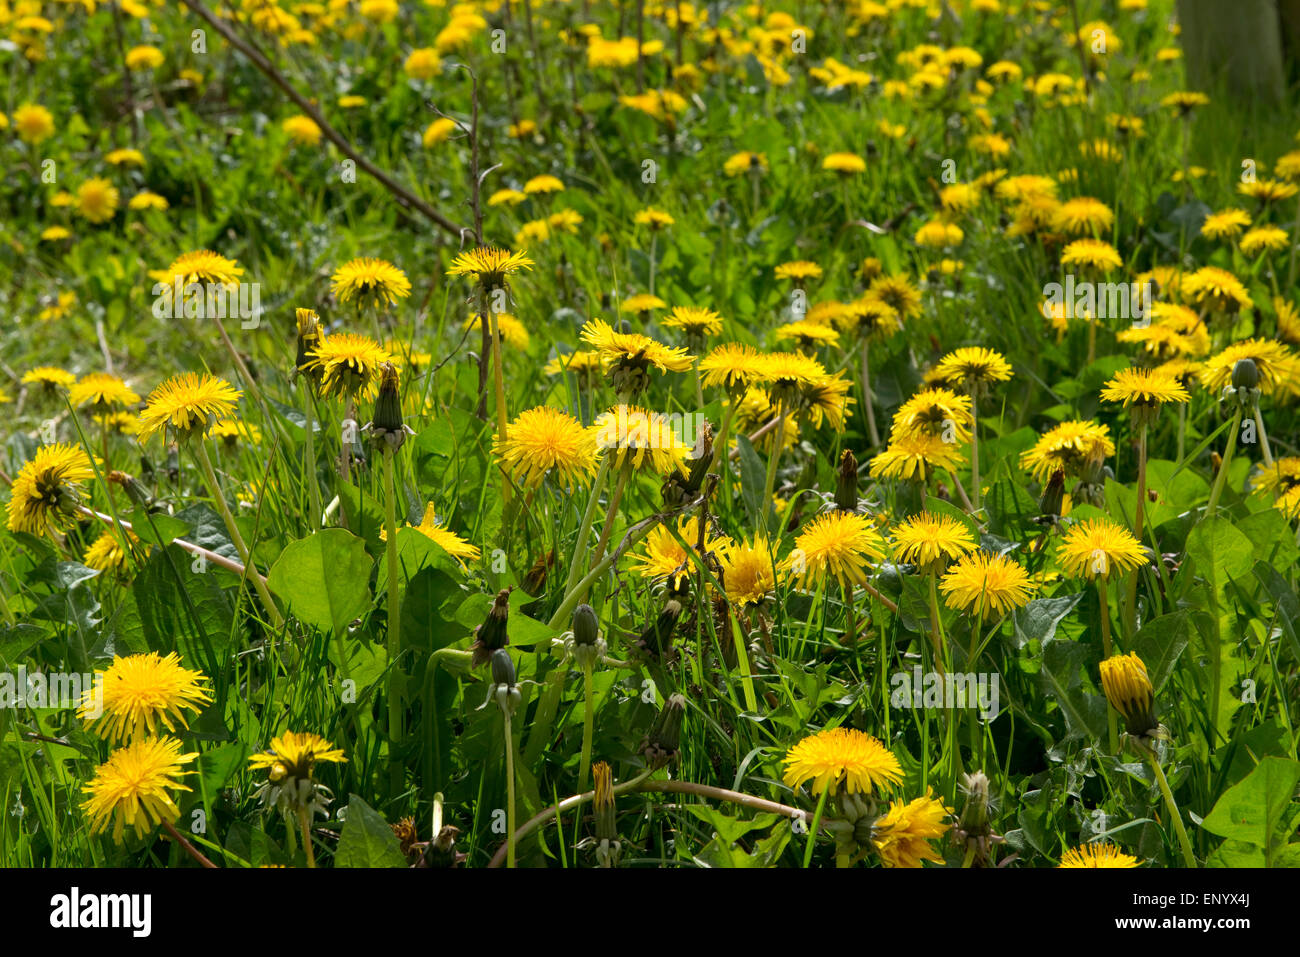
[194,440,284,629]
[591,460,633,566]
[761,400,788,534]
[298,807,316,868]
[1098,579,1118,754]
[504,710,517,869]
[564,457,611,597]
[486,289,512,505]
[803,785,831,868]
[1251,397,1274,468]
[861,339,880,448]
[728,608,760,714]
[1123,424,1148,638]
[969,387,981,510]
[1205,407,1242,518]
[1145,749,1197,868]
[578,660,595,795]
[302,381,322,531]
[383,446,403,796]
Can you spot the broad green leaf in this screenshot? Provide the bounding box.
[1201,756,1300,866]
[1038,638,1107,742]
[268,529,374,635]
[1011,593,1084,650]
[335,795,407,868]
[1131,611,1190,693]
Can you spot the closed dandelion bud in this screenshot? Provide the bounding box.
[1099,652,1158,738]
[684,424,714,493]
[573,603,600,647]
[490,648,521,717]
[570,602,606,669]
[1230,357,1259,392]
[1038,468,1065,519]
[108,470,153,509]
[592,760,621,867]
[836,449,859,512]
[472,588,512,667]
[294,308,323,384]
[957,771,992,839]
[490,647,516,688]
[609,355,652,400]
[637,597,683,660]
[641,693,686,768]
[367,362,411,450]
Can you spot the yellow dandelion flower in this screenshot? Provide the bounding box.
[305,334,392,400]
[1099,652,1158,737]
[1056,518,1147,580]
[789,510,887,587]
[137,372,242,442]
[719,535,779,607]
[1059,843,1140,868]
[892,511,977,572]
[782,727,903,796]
[69,373,140,411]
[75,178,119,224]
[872,791,954,868]
[5,443,96,536]
[590,405,693,475]
[81,737,197,844]
[940,551,1035,617]
[330,257,411,309]
[495,405,599,489]
[869,431,964,481]
[446,246,534,285]
[1100,367,1190,407]
[79,651,213,744]
[1020,419,1115,483]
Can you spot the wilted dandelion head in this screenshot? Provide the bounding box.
[872,791,954,868]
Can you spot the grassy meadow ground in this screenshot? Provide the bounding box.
[1,0,1299,870]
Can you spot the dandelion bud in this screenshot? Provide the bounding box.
[573,603,600,647]
[684,423,714,493]
[835,449,859,512]
[1230,358,1259,402]
[294,308,323,385]
[637,597,682,660]
[961,774,987,842]
[490,648,516,689]
[108,470,154,509]
[570,602,606,669]
[367,362,410,451]
[472,588,512,667]
[593,760,622,867]
[1038,468,1065,520]
[641,693,685,769]
[418,824,466,868]
[1099,652,1158,738]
